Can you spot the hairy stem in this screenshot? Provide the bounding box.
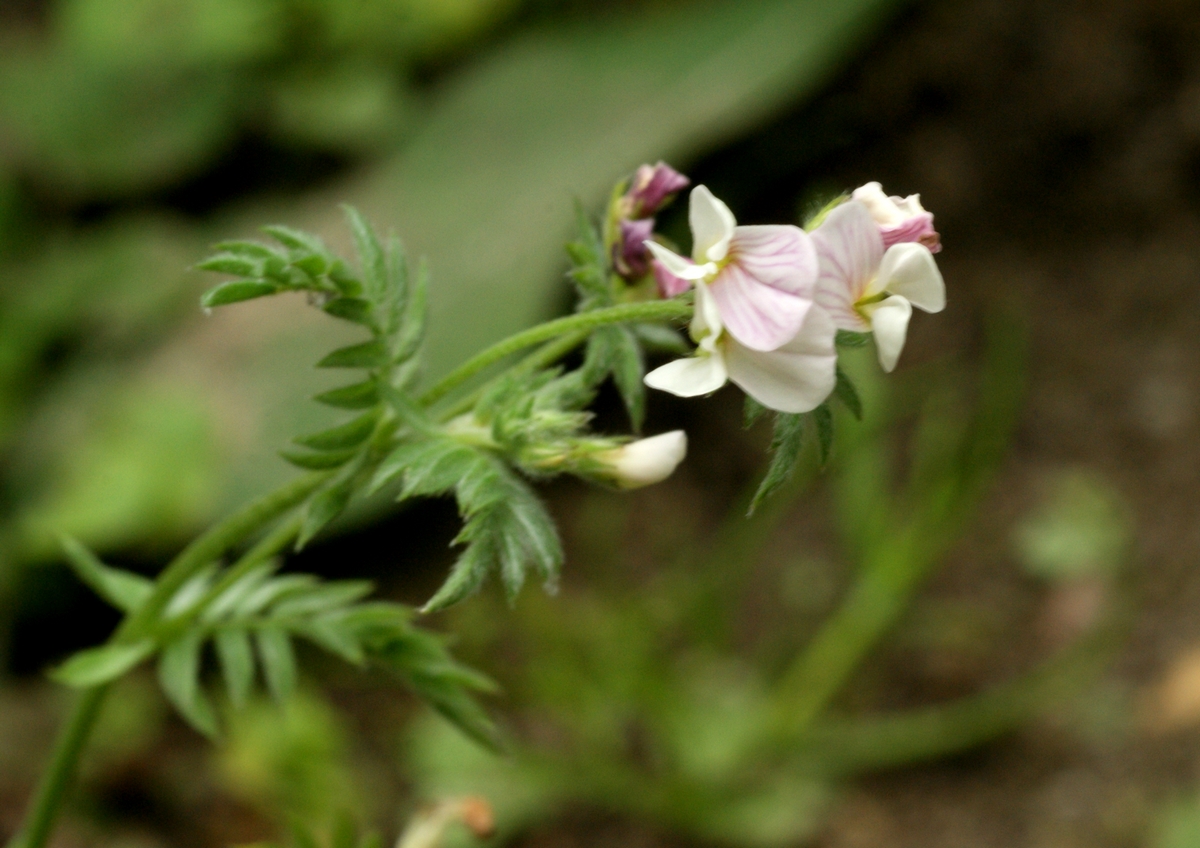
[418,300,690,407]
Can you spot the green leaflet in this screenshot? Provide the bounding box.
[257,626,298,704]
[159,632,219,737]
[50,640,156,688]
[313,381,380,410]
[59,534,152,613]
[292,410,380,451]
[316,340,389,369]
[200,280,278,308]
[833,366,863,420]
[748,413,806,516]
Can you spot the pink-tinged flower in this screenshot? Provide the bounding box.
[625,162,690,218]
[812,199,945,373]
[644,280,837,413]
[643,185,819,351]
[614,218,655,278]
[852,182,942,253]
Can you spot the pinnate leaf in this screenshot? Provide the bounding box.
[51,640,156,687]
[60,535,152,613]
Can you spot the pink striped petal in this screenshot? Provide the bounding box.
[723,306,838,413]
[728,225,818,297]
[709,260,812,351]
[880,212,940,252]
[811,200,883,331]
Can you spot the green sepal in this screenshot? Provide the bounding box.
[50,640,156,688]
[279,447,360,470]
[835,329,871,348]
[313,381,379,410]
[317,340,388,369]
[158,633,219,738]
[748,412,805,515]
[292,410,379,451]
[201,280,278,308]
[833,366,863,420]
[59,535,152,613]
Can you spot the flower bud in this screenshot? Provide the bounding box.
[614,217,655,278]
[625,161,690,218]
[595,430,687,489]
[852,181,941,253]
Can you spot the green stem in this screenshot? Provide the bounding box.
[432,329,591,422]
[5,686,108,848]
[418,300,690,407]
[10,473,330,848]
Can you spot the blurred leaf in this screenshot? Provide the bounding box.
[1013,469,1131,581]
[59,534,153,613]
[50,640,155,687]
[159,631,220,737]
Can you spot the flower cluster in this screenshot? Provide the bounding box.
[644,179,945,412]
[608,161,690,285]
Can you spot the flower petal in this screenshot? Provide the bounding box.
[866,294,912,373]
[723,305,838,413]
[691,279,724,349]
[644,351,728,397]
[710,260,813,351]
[729,225,818,297]
[689,185,737,263]
[645,241,710,280]
[878,242,945,313]
[811,200,883,330]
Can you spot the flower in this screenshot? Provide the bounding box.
[652,256,692,298]
[644,280,837,413]
[595,430,688,488]
[644,185,820,351]
[851,182,941,253]
[812,198,945,373]
[624,161,690,218]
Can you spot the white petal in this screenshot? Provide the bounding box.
[645,241,710,281]
[710,260,812,351]
[689,185,737,263]
[811,200,883,330]
[728,225,818,297]
[723,306,838,413]
[602,431,688,489]
[877,242,945,313]
[866,295,912,373]
[644,351,728,397]
[691,279,724,350]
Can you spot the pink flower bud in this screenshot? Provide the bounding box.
[614,217,655,278]
[626,162,690,218]
[852,182,942,253]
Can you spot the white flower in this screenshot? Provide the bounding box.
[644,185,819,351]
[851,182,941,253]
[644,280,837,413]
[812,199,945,373]
[596,430,688,489]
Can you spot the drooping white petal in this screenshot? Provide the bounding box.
[852,182,928,226]
[877,242,945,313]
[723,306,838,413]
[710,259,813,352]
[866,295,912,373]
[644,350,728,397]
[689,185,737,263]
[644,241,711,281]
[811,200,883,330]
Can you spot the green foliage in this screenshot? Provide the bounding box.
[748,413,805,515]
[372,436,562,613]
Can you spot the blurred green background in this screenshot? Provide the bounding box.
[4,0,1200,846]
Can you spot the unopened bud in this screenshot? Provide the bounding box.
[625,162,690,218]
[852,182,941,253]
[613,217,655,279]
[595,430,687,489]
